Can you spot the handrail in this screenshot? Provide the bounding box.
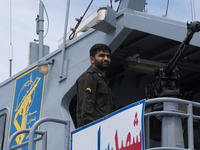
[6,129,45,150]
[145,97,200,107]
[28,117,70,150]
[145,97,200,149]
[144,110,189,118]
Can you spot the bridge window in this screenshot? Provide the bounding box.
[0,114,6,150]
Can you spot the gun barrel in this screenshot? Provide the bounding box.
[164,21,200,75]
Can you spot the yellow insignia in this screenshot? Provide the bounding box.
[86,88,92,93]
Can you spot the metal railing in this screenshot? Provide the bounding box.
[145,97,200,150]
[6,117,70,150]
[6,129,46,150]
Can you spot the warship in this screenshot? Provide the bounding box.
[1,0,200,149]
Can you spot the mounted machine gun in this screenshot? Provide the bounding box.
[146,21,200,99]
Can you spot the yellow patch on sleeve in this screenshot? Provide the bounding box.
[86,88,92,93]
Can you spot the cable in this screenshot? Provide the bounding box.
[34,1,49,41]
[69,0,94,40]
[190,0,193,21]
[192,0,196,21]
[190,0,196,21]
[110,0,113,8]
[41,1,49,38]
[116,0,122,12]
[164,0,170,17]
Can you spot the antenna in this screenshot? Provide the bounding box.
[190,0,196,21]
[37,0,44,59]
[9,0,13,77]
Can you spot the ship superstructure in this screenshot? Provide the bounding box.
[1,0,200,149]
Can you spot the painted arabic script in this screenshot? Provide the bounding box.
[98,112,142,150]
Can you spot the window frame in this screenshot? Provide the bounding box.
[0,108,9,150]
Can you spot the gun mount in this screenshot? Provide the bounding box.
[146,21,200,99]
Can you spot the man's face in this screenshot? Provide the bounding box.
[90,50,111,71]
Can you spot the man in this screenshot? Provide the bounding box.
[76,43,115,128]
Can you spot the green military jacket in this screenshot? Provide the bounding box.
[76,67,115,128]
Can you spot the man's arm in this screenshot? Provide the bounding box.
[77,73,97,126]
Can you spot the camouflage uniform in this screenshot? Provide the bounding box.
[76,67,115,128]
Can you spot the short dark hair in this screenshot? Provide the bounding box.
[90,44,111,57]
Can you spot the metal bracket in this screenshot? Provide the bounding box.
[92,6,116,33]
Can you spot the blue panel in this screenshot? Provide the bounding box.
[8,67,45,150]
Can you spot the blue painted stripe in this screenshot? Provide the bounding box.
[98,127,101,150]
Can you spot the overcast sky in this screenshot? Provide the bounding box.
[0,0,200,83]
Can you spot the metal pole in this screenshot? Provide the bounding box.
[161,102,184,148]
[144,114,150,148]
[188,103,194,149]
[38,0,44,59]
[42,131,47,150]
[66,120,70,150]
[9,59,12,77]
[9,0,13,77]
[59,0,71,80]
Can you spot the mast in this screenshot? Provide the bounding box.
[37,0,44,59]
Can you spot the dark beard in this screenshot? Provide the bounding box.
[95,60,110,71]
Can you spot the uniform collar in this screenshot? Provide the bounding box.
[88,67,103,77]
